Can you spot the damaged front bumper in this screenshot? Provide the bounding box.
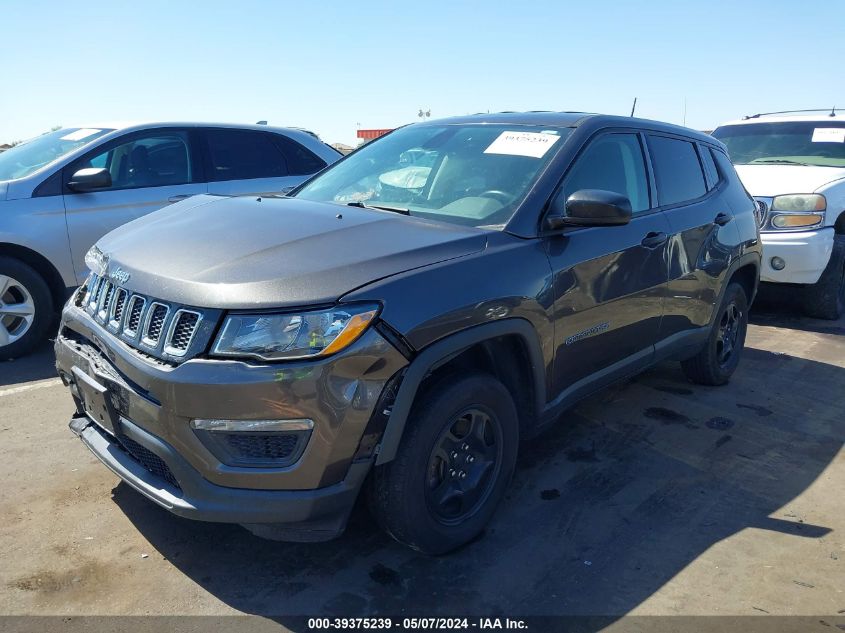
[55,303,407,540]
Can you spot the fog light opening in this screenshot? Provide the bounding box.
[770,256,786,271]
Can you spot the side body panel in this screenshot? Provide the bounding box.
[344,231,556,396]
[545,212,670,401]
[0,194,77,286]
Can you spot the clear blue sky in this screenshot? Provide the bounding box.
[2,0,842,146]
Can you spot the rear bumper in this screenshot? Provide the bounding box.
[760,228,834,284]
[69,413,371,538]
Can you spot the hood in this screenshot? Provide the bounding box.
[96,195,487,309]
[734,164,845,196]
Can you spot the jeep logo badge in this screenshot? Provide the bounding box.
[110,268,131,285]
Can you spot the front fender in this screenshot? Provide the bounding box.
[375,318,545,465]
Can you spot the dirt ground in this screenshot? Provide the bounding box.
[0,300,842,629]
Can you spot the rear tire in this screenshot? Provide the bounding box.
[682,282,749,386]
[0,257,54,360]
[803,235,845,320]
[368,373,519,555]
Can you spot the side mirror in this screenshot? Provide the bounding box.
[546,189,633,230]
[67,167,112,192]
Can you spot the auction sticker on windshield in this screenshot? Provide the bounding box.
[60,128,104,141]
[811,128,845,143]
[484,130,560,158]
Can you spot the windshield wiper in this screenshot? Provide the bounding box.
[748,159,812,166]
[346,201,411,215]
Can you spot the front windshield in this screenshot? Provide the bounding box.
[0,127,114,181]
[712,121,845,167]
[295,124,572,228]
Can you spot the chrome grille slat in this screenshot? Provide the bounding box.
[82,274,98,306]
[141,303,169,347]
[109,288,128,329]
[89,276,106,310]
[97,281,114,321]
[124,295,146,337]
[753,197,771,229]
[164,310,201,356]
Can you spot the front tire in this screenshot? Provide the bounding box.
[0,257,53,360]
[682,282,749,386]
[368,373,519,555]
[803,235,845,320]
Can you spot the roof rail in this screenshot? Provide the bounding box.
[743,107,838,120]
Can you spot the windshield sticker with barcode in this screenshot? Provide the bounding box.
[811,128,845,143]
[60,128,102,142]
[484,131,561,158]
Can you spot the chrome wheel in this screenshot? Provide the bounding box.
[716,301,742,366]
[425,407,503,525]
[0,275,36,347]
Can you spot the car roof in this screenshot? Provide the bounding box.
[417,111,718,146]
[67,121,320,137]
[716,112,845,127]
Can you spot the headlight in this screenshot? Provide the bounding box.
[768,194,826,231]
[84,246,108,276]
[771,194,825,212]
[212,304,379,361]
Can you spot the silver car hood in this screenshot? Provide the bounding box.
[95,195,487,309]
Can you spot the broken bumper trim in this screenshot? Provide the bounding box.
[69,414,371,540]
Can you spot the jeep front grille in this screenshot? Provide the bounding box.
[79,273,217,364]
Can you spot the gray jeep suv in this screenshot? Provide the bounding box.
[55,112,762,554]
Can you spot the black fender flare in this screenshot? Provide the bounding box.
[375,318,546,465]
[711,250,761,327]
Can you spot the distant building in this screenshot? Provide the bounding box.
[331,142,355,154]
[357,128,393,142]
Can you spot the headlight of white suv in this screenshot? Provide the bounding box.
[212,304,380,361]
[769,194,826,230]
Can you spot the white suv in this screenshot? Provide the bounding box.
[712,111,845,319]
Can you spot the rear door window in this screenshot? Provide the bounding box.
[205,129,289,181]
[699,145,720,189]
[272,134,327,175]
[647,135,707,206]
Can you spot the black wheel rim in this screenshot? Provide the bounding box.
[716,301,743,366]
[425,406,503,525]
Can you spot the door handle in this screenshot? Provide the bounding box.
[714,212,732,226]
[168,194,192,203]
[641,231,668,249]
